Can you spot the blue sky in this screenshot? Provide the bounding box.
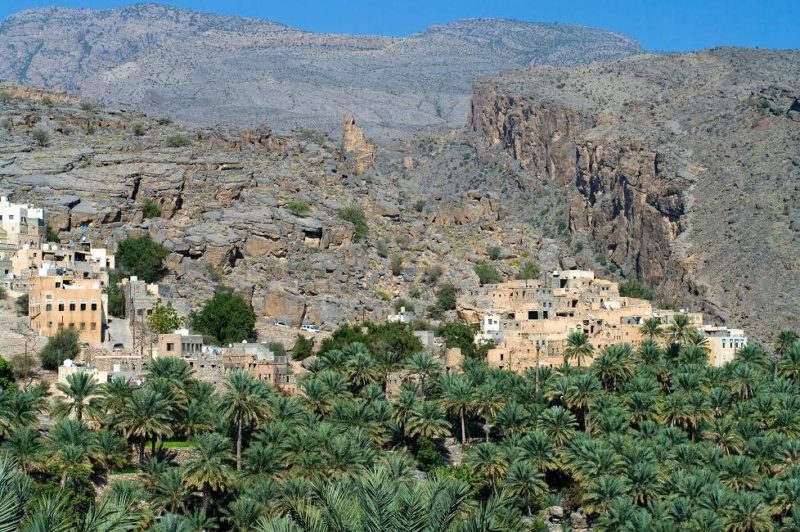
[1,0,798,52]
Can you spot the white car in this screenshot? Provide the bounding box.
[274,320,289,328]
[300,323,319,333]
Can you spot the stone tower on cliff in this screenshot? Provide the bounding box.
[340,114,376,175]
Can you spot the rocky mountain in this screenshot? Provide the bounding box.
[0,3,642,139]
[0,84,581,336]
[469,48,800,340]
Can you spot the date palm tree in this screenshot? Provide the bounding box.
[116,387,173,467]
[503,460,547,516]
[666,313,695,347]
[564,330,594,368]
[774,330,798,357]
[405,352,442,399]
[566,373,601,433]
[221,369,273,471]
[182,432,234,512]
[540,405,578,446]
[640,318,663,342]
[1,426,42,473]
[53,370,101,421]
[439,375,474,445]
[152,468,189,515]
[406,401,451,440]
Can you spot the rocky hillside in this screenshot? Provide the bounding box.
[0,4,642,139]
[469,48,800,340]
[0,85,582,335]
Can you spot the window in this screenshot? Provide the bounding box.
[79,322,86,331]
[68,323,75,329]
[46,303,52,312]
[47,321,53,328]
[80,302,86,311]
[69,302,76,311]
[166,343,175,352]
[90,322,96,331]
[55,282,60,288]
[58,302,64,311]
[91,302,97,311]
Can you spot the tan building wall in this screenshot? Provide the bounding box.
[29,275,107,344]
[157,331,203,358]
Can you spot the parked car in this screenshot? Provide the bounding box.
[300,323,319,333]
[274,320,289,328]
[112,343,124,352]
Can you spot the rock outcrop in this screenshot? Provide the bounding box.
[341,115,376,175]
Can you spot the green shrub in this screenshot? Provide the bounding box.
[0,90,11,103]
[41,96,54,107]
[393,298,415,313]
[422,265,443,285]
[132,123,146,136]
[487,245,501,260]
[619,279,655,301]
[390,255,403,276]
[79,100,95,111]
[116,234,169,283]
[158,117,172,126]
[32,128,50,147]
[142,199,162,219]
[376,239,389,258]
[191,286,256,344]
[340,206,368,241]
[166,134,191,147]
[39,329,81,370]
[413,199,426,213]
[15,293,28,316]
[287,200,309,216]
[515,260,540,280]
[474,262,502,285]
[408,285,421,299]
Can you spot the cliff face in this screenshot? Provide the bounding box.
[470,85,687,292]
[470,49,800,339]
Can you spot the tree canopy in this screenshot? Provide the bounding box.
[190,287,256,344]
[116,234,169,283]
[39,329,81,370]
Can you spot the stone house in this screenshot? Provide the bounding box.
[29,274,107,345]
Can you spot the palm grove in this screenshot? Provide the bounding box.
[1,313,800,531]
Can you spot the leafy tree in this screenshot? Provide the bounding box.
[116,234,169,283]
[618,279,655,300]
[39,329,81,370]
[149,299,183,334]
[429,282,456,317]
[191,287,256,344]
[45,224,59,242]
[0,356,14,391]
[106,269,125,318]
[292,335,315,360]
[515,260,540,280]
[474,262,502,285]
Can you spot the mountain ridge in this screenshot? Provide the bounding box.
[0,3,643,138]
